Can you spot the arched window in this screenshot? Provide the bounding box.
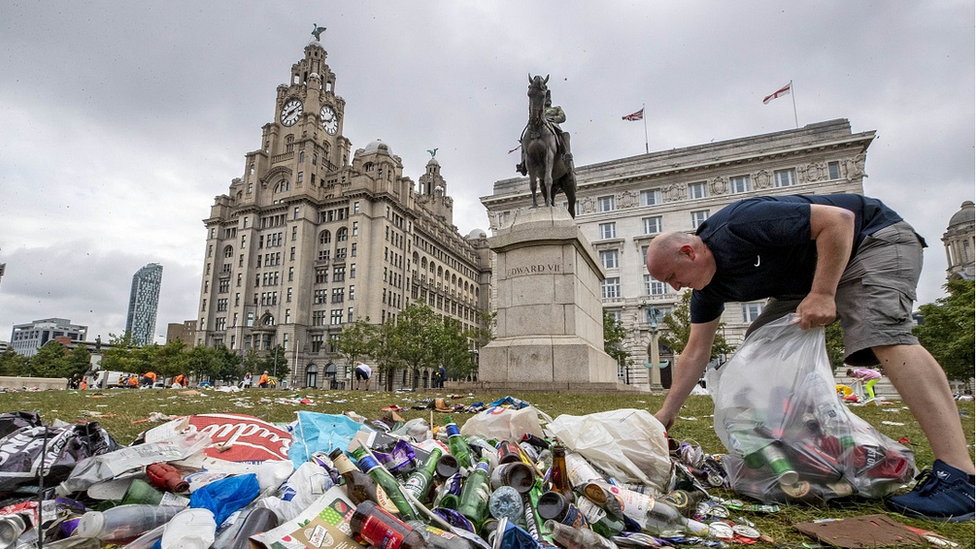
[319,230,332,245]
[223,245,234,258]
[274,180,290,193]
[336,227,348,242]
[421,257,428,269]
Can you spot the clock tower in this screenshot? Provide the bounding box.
[197,36,491,390]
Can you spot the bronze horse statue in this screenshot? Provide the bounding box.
[521,74,577,218]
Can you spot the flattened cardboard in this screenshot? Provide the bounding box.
[794,514,923,548]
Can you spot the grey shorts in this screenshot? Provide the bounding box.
[746,221,924,366]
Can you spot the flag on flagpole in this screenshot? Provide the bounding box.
[762,82,792,104]
[622,107,644,121]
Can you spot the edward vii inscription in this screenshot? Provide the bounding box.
[507,263,561,277]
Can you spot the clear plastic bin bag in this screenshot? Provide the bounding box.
[705,315,915,504]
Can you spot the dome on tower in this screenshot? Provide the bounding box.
[363,139,392,156]
[948,201,974,227]
[467,228,488,239]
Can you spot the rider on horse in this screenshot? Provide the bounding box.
[517,89,574,175]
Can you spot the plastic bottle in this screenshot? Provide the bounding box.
[159,508,216,549]
[544,520,617,549]
[404,521,470,549]
[73,504,183,542]
[489,461,535,494]
[330,448,400,515]
[146,462,190,493]
[549,446,574,502]
[403,447,443,502]
[350,500,427,549]
[536,491,588,529]
[120,478,190,507]
[455,458,491,528]
[443,417,473,470]
[487,485,523,523]
[351,445,420,520]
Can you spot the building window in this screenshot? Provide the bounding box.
[688,181,708,199]
[691,210,709,229]
[640,189,661,206]
[828,161,841,180]
[311,334,324,353]
[645,275,669,295]
[730,175,751,194]
[332,287,344,303]
[743,301,764,322]
[312,310,327,326]
[334,266,346,282]
[601,277,621,299]
[598,195,615,212]
[350,263,356,279]
[330,309,343,325]
[642,216,662,234]
[599,222,616,240]
[315,268,328,284]
[314,289,328,304]
[599,250,619,270]
[349,285,355,301]
[352,222,359,236]
[774,168,797,187]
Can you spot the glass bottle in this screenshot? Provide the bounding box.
[443,417,473,470]
[536,491,588,529]
[544,520,617,549]
[643,499,709,538]
[330,449,400,515]
[351,446,420,520]
[549,446,575,502]
[73,505,183,542]
[350,500,428,549]
[455,458,491,528]
[403,447,443,503]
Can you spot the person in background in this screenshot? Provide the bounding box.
[172,373,187,388]
[243,371,253,389]
[354,362,372,391]
[437,364,447,389]
[126,374,139,388]
[142,371,157,388]
[847,367,883,400]
[258,370,269,388]
[645,193,975,522]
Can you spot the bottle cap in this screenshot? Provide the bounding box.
[74,512,105,539]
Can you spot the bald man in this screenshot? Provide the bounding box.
[645,193,974,522]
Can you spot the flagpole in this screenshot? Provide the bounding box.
[790,80,798,128]
[642,103,649,154]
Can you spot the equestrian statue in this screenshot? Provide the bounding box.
[516,74,577,218]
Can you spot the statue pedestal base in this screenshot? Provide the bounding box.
[478,207,638,392]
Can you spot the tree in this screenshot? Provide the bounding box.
[387,301,449,389]
[824,320,845,369]
[437,317,475,381]
[603,311,630,366]
[31,342,67,378]
[155,339,190,380]
[914,279,975,382]
[99,333,142,373]
[0,348,28,376]
[659,291,735,359]
[334,318,379,370]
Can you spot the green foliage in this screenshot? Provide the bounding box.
[824,320,845,369]
[31,342,67,378]
[155,339,190,379]
[603,311,630,366]
[334,318,378,366]
[0,348,28,376]
[386,301,453,389]
[914,279,975,382]
[659,291,735,359]
[466,309,496,350]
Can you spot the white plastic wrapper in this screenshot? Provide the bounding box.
[547,409,672,495]
[459,405,548,441]
[706,314,915,503]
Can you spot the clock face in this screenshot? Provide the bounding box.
[320,105,339,135]
[280,99,303,127]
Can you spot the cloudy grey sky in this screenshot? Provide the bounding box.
[1,2,973,344]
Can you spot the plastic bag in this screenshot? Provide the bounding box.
[459,406,548,441]
[546,409,672,495]
[189,473,260,525]
[706,315,915,504]
[287,412,363,468]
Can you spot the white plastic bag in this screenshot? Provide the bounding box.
[706,315,915,503]
[459,405,548,441]
[547,409,672,495]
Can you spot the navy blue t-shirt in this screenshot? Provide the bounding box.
[689,194,902,324]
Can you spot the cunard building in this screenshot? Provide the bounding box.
[483,119,871,390]
[197,38,491,390]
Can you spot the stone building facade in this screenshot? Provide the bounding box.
[942,200,974,281]
[483,119,871,390]
[196,41,491,390]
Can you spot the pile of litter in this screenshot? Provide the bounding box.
[0,395,952,549]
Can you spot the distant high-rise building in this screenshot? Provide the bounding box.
[125,263,163,346]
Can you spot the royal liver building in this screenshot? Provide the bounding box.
[196,38,491,389]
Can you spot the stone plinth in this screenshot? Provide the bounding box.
[479,207,629,390]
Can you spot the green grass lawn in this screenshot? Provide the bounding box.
[2,387,973,547]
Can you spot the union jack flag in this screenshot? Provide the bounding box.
[622,108,644,121]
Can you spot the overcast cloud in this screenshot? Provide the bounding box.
[1,2,973,343]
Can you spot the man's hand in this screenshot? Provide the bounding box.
[795,290,837,330]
